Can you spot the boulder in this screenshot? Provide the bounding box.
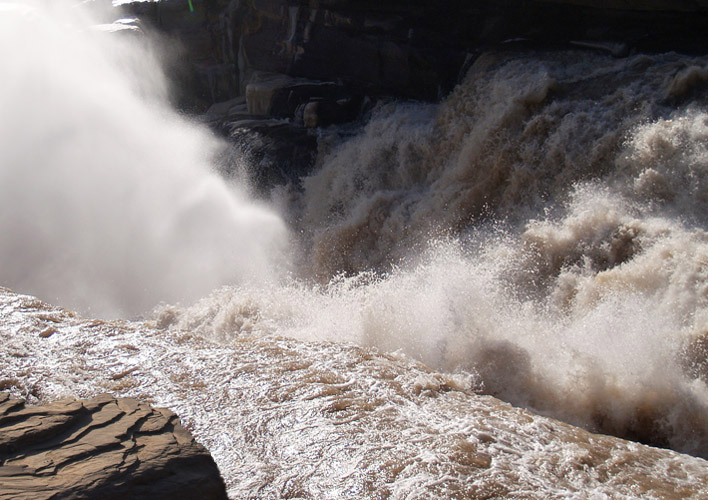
[303,97,359,128]
[0,393,228,500]
[243,71,360,120]
[226,118,318,191]
[202,96,250,126]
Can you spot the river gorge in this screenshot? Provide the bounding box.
[3,1,708,498]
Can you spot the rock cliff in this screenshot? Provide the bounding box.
[124,0,708,109]
[0,392,228,500]
[115,0,708,190]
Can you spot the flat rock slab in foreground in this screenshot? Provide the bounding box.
[0,392,227,500]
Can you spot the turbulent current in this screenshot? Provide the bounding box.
[5,1,708,498]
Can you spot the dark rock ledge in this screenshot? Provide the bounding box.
[0,392,228,500]
[114,0,708,193]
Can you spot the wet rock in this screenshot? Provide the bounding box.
[236,0,465,102]
[303,98,359,128]
[119,0,708,113]
[226,118,318,191]
[202,90,323,192]
[202,96,251,128]
[0,392,228,500]
[244,71,357,120]
[228,0,708,106]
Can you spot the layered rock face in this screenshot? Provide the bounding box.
[125,0,708,108]
[0,393,227,500]
[118,0,708,190]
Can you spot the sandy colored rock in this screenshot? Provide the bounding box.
[0,392,227,500]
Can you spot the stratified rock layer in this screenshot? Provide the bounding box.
[0,392,228,500]
[115,0,708,192]
[124,0,708,110]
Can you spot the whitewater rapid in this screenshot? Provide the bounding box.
[4,1,708,497]
[160,51,708,456]
[5,287,708,498]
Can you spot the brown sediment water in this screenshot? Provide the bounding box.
[3,287,708,498]
[3,2,708,497]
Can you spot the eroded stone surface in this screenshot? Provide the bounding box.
[0,393,227,500]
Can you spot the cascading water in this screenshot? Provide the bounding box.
[163,51,708,456]
[5,1,708,498]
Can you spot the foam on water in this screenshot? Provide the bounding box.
[5,0,708,470]
[5,287,708,499]
[161,51,708,455]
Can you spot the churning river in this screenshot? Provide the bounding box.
[4,1,708,498]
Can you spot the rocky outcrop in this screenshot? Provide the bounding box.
[0,393,228,500]
[116,0,708,190]
[124,0,708,108]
